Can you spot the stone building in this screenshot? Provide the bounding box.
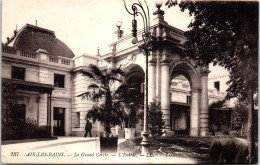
[2,24,74,136]
[2,7,232,137]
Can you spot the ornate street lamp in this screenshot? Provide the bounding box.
[124,0,162,155]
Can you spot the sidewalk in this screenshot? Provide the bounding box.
[1,137,196,164]
[1,136,98,164]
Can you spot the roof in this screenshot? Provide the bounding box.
[2,78,55,94]
[6,24,75,58]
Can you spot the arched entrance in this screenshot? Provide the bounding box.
[125,64,145,94]
[170,75,191,135]
[124,64,145,135]
[168,60,210,136]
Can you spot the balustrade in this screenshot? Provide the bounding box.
[61,59,70,65]
[20,50,37,59]
[3,46,72,67]
[49,56,58,63]
[2,46,16,54]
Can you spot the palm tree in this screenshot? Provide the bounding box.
[113,83,144,128]
[77,64,124,136]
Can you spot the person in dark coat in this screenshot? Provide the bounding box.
[85,120,92,137]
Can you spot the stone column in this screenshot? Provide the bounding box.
[161,62,171,132]
[47,93,50,126]
[47,93,53,136]
[200,67,210,136]
[64,108,70,136]
[148,61,156,103]
[156,55,161,101]
[190,88,201,136]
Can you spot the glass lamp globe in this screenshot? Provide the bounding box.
[116,21,123,28]
[155,0,163,9]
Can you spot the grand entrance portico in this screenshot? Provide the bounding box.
[99,6,210,137]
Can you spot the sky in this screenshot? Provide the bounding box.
[2,0,192,56]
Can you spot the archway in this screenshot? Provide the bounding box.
[124,64,145,135]
[170,61,202,136]
[125,64,145,93]
[170,74,191,135]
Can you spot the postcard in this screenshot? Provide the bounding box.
[1,0,258,164]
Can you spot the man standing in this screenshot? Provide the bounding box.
[85,120,92,137]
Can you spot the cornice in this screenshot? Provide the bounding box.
[2,56,73,72]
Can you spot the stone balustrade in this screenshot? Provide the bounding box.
[20,50,37,59]
[2,46,73,68]
[2,46,16,54]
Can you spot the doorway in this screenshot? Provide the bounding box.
[53,108,65,136]
[170,104,190,135]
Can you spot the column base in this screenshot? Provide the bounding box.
[200,128,210,137]
[161,127,174,137]
[190,127,199,137]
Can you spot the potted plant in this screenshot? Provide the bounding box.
[77,64,124,153]
[114,83,143,139]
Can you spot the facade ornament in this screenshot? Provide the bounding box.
[162,27,167,38]
[122,54,136,68]
[151,27,157,38]
[201,65,210,76]
[115,21,124,40]
[182,56,190,64]
[97,46,101,59]
[112,44,116,55]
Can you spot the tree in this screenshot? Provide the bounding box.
[140,100,165,136]
[113,83,144,128]
[208,100,227,132]
[77,64,124,136]
[232,99,248,134]
[1,81,21,125]
[166,1,258,163]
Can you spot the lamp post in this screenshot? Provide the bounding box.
[124,0,161,155]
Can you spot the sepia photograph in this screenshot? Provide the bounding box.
[1,0,258,164]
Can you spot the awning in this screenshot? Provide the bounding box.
[2,78,54,94]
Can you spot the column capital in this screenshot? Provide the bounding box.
[201,66,210,76]
[148,59,156,66]
[201,70,210,76]
[161,59,171,66]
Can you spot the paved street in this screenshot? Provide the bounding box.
[1,137,196,164]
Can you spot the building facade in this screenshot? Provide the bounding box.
[2,24,74,136]
[2,7,231,137]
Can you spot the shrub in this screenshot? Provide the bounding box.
[209,138,257,164]
[139,100,165,136]
[2,118,51,140]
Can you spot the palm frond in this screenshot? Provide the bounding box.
[77,91,90,97]
[111,65,125,77]
[91,92,104,101]
[80,70,95,80]
[110,76,123,83]
[88,83,99,89]
[89,64,106,82]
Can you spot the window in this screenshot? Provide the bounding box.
[214,81,220,91]
[11,66,25,80]
[54,74,65,88]
[75,112,80,128]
